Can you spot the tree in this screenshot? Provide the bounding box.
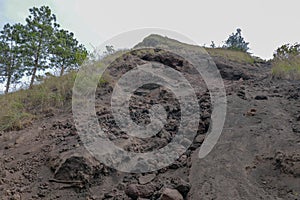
[0,6,87,92]
[273,43,300,60]
[210,41,216,48]
[22,6,59,88]
[224,28,249,52]
[0,23,25,94]
[49,29,87,76]
[104,45,115,55]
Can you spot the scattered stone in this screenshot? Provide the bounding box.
[274,152,300,177]
[194,134,205,144]
[237,90,246,100]
[160,188,183,200]
[11,193,21,200]
[171,178,191,197]
[138,174,156,185]
[245,108,257,116]
[254,95,268,100]
[292,124,300,133]
[125,183,157,198]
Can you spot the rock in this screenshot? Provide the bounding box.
[11,193,21,200]
[140,83,160,90]
[125,183,157,198]
[237,90,246,100]
[215,62,251,81]
[160,188,183,200]
[254,95,268,100]
[138,174,156,185]
[172,178,191,197]
[292,124,300,133]
[194,134,205,144]
[245,108,257,116]
[274,152,300,177]
[48,150,100,182]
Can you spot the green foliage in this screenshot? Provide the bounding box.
[210,41,216,48]
[0,23,25,93]
[273,43,300,60]
[0,5,87,92]
[50,29,87,76]
[22,6,59,88]
[0,49,121,131]
[104,45,115,55]
[224,28,249,52]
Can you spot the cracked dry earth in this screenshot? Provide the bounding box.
[0,48,299,200]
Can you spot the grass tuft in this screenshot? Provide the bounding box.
[271,56,300,80]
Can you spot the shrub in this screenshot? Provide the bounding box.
[224,28,250,53]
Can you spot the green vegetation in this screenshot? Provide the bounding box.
[0,23,25,94]
[272,43,300,79]
[223,28,250,53]
[0,6,87,93]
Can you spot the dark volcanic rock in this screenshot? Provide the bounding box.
[254,95,268,100]
[49,150,101,183]
[215,62,251,80]
[125,183,157,199]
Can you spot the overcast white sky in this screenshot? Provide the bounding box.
[0,0,300,59]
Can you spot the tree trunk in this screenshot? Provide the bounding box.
[5,73,11,94]
[60,66,65,76]
[30,39,42,89]
[29,66,37,89]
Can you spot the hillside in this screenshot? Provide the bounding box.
[0,35,299,200]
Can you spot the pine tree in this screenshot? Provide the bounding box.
[0,23,25,93]
[224,28,249,52]
[50,29,87,76]
[22,6,59,88]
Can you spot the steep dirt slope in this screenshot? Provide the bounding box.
[0,38,299,199]
[189,76,300,200]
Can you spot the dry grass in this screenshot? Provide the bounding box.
[272,56,300,80]
[205,48,257,64]
[0,50,123,132]
[0,71,77,131]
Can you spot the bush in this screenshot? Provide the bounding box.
[224,28,250,53]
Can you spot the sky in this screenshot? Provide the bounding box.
[0,0,300,59]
